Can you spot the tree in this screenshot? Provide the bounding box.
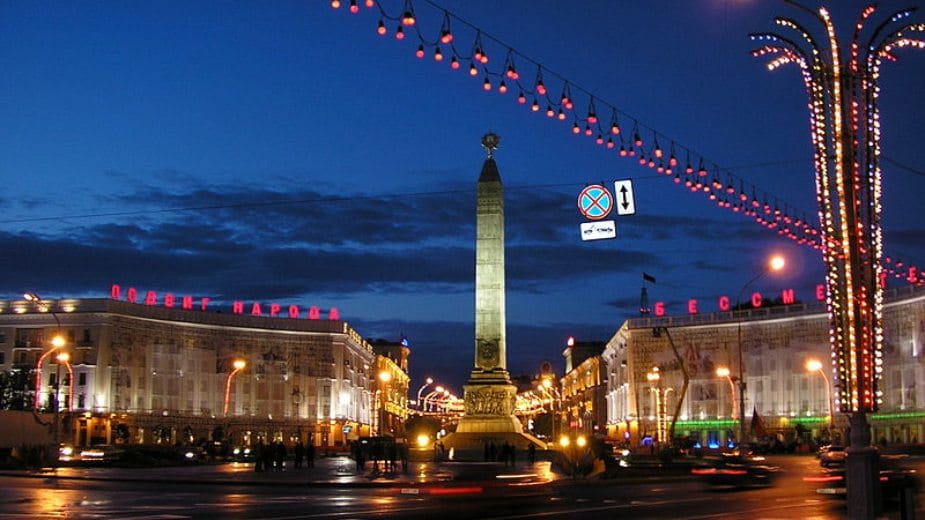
[0,369,35,410]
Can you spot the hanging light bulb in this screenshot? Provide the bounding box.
[434,47,443,61]
[606,137,615,149]
[697,160,707,177]
[440,13,453,43]
[469,62,478,76]
[673,173,681,183]
[498,80,508,94]
[653,138,663,159]
[611,122,621,135]
[584,125,593,136]
[401,10,416,26]
[483,77,492,91]
[531,98,540,112]
[546,105,555,117]
[633,131,642,148]
[572,122,581,134]
[415,44,424,58]
[557,108,566,120]
[595,134,604,145]
[331,0,341,8]
[365,0,374,6]
[349,0,359,13]
[619,145,628,157]
[517,91,526,104]
[586,98,598,124]
[450,56,460,70]
[561,83,573,110]
[395,25,405,39]
[377,19,387,35]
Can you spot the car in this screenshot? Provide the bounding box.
[691,453,781,487]
[803,455,919,500]
[819,445,847,467]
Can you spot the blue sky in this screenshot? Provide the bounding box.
[2,1,924,392]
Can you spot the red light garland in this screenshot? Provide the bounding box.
[329,0,924,288]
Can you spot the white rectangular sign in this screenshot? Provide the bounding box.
[580,220,616,241]
[613,179,636,216]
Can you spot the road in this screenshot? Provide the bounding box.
[0,455,921,519]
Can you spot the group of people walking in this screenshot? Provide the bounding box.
[253,439,315,472]
[351,438,409,474]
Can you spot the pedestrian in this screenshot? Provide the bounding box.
[275,441,286,471]
[399,442,409,474]
[306,440,315,468]
[294,440,305,469]
[386,440,397,473]
[254,439,265,472]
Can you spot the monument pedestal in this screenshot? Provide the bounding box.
[442,370,544,457]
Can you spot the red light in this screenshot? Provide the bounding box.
[584,126,592,136]
[611,123,621,135]
[349,0,358,13]
[633,133,642,147]
[595,135,604,145]
[450,56,460,70]
[517,92,526,104]
[619,146,627,156]
[606,138,615,149]
[395,26,405,40]
[440,31,453,44]
[415,45,424,59]
[587,113,598,124]
[377,20,387,35]
[536,81,546,95]
[506,66,518,80]
[669,155,678,167]
[483,78,491,91]
[572,123,581,134]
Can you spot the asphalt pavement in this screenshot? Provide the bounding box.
[0,454,565,489]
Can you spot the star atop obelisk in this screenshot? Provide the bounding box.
[480,132,500,158]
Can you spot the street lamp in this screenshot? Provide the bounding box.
[377,371,392,435]
[223,359,247,416]
[735,254,785,446]
[25,292,68,411]
[416,377,434,410]
[646,367,665,445]
[806,359,833,430]
[715,367,737,420]
[53,351,71,465]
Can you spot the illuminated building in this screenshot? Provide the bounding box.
[603,284,925,447]
[0,295,401,450]
[559,338,607,438]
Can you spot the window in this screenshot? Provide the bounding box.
[78,373,86,386]
[0,351,5,364]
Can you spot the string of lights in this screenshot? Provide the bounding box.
[327,0,924,287]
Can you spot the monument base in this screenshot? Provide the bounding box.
[440,371,547,459]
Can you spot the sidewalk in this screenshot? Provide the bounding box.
[0,455,562,489]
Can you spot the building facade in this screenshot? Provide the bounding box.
[0,295,410,450]
[603,284,925,449]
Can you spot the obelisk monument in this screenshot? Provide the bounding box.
[444,133,541,453]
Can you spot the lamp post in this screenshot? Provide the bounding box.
[734,254,785,446]
[416,377,434,410]
[25,292,67,411]
[750,6,924,516]
[806,359,833,430]
[377,371,391,435]
[715,367,737,420]
[53,351,70,466]
[646,367,664,445]
[223,359,246,416]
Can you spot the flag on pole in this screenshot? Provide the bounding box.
[750,407,769,438]
[642,272,656,283]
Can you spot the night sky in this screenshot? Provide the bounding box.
[3,1,924,393]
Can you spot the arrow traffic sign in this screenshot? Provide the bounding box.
[613,179,636,216]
